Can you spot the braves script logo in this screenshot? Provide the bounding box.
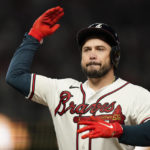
[55,91,126,124]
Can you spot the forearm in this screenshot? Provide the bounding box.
[6,33,40,96]
[6,6,64,97]
[119,120,150,146]
[78,117,150,146]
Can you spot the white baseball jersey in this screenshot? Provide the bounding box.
[26,74,150,150]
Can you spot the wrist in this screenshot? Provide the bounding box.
[28,28,43,42]
[113,122,123,137]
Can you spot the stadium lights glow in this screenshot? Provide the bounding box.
[0,118,13,149]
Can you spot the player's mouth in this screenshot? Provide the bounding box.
[86,62,101,67]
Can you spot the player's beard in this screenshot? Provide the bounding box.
[81,61,112,78]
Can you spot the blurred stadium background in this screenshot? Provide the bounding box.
[1,0,150,149]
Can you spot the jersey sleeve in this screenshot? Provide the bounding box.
[6,33,40,97]
[26,74,58,107]
[132,87,150,124]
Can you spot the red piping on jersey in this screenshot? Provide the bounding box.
[89,139,92,150]
[81,84,92,150]
[29,73,36,99]
[96,82,129,103]
[140,117,150,124]
[80,84,86,104]
[76,123,80,150]
[76,84,86,150]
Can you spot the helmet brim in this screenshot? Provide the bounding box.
[77,27,118,47]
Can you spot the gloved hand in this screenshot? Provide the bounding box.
[77,116,123,139]
[28,6,64,42]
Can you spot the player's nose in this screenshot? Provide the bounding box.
[89,51,97,60]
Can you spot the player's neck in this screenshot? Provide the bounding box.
[87,69,115,91]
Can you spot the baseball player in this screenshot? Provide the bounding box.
[6,6,150,150]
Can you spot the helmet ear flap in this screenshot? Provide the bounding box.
[110,46,120,69]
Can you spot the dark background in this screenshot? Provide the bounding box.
[0,0,150,149]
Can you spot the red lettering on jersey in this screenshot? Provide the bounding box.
[55,82,129,125]
[55,91,116,116]
[55,91,73,116]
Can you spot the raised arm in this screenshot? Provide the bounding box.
[6,6,64,96]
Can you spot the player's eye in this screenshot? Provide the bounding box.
[96,46,105,51]
[83,47,91,52]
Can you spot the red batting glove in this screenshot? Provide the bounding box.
[77,116,123,139]
[28,6,64,42]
